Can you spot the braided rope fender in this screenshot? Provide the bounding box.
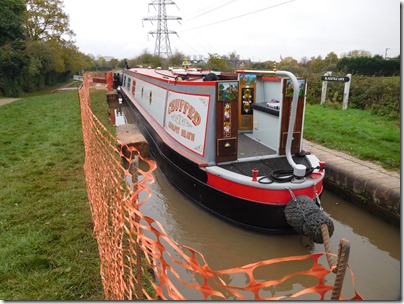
[284,195,334,243]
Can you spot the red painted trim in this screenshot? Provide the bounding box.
[261,77,282,82]
[207,172,323,205]
[180,80,217,86]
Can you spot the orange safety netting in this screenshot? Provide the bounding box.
[78,73,363,300]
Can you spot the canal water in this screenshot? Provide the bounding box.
[114,104,401,300]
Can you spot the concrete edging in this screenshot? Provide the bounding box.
[303,139,400,227]
[324,163,400,227]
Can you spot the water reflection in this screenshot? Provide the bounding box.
[108,97,127,126]
[140,168,400,300]
[317,191,400,261]
[115,101,400,300]
[313,191,401,300]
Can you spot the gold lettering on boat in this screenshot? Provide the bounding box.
[168,99,201,126]
[171,114,192,127]
[181,129,195,141]
[168,121,180,134]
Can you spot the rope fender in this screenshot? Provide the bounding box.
[284,195,334,244]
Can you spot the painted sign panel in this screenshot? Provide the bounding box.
[165,91,210,156]
[321,76,350,82]
[239,73,257,85]
[285,79,306,97]
[218,82,238,101]
[241,87,254,114]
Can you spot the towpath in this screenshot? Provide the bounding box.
[0,98,20,106]
[303,139,400,227]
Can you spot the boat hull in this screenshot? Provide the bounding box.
[123,93,296,234]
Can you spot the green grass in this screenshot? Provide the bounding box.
[304,104,400,170]
[16,80,82,98]
[0,91,104,300]
[90,89,117,134]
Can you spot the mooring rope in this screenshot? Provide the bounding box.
[258,166,319,184]
[331,239,351,300]
[321,224,338,273]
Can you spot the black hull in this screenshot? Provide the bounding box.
[123,94,294,234]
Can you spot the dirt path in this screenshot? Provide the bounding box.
[0,98,20,106]
[0,81,78,106]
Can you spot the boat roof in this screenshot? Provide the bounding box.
[125,67,238,83]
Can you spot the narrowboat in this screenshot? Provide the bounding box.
[118,66,325,234]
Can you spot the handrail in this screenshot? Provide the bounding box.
[276,70,306,177]
[236,69,306,177]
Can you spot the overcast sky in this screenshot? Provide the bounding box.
[62,0,401,62]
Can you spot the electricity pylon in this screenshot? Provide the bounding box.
[143,0,182,58]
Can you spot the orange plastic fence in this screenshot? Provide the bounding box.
[85,71,112,87]
[78,73,363,300]
[106,71,113,91]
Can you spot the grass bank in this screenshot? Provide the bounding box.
[304,104,400,171]
[0,91,104,300]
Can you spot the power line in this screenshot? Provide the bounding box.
[183,0,238,22]
[173,35,203,55]
[178,32,219,56]
[180,0,295,32]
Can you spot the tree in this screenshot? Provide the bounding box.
[341,49,372,58]
[0,0,29,96]
[278,56,305,76]
[24,0,75,42]
[279,56,298,66]
[168,51,185,67]
[251,61,274,70]
[109,58,119,70]
[129,50,164,68]
[0,41,30,96]
[226,51,240,70]
[62,43,94,74]
[336,55,400,76]
[307,55,327,73]
[323,52,339,71]
[205,53,230,71]
[0,0,101,96]
[299,57,309,66]
[0,0,26,46]
[23,39,65,87]
[325,52,338,64]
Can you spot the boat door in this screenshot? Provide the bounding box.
[238,73,256,130]
[215,81,239,163]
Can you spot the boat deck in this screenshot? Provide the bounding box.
[237,133,276,158]
[221,133,311,177]
[219,156,311,177]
